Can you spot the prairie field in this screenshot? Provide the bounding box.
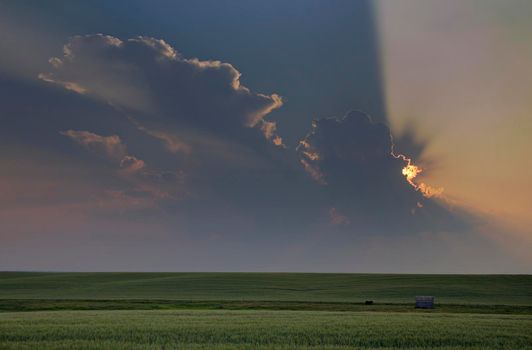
[1,272,530,304]
[1,273,531,349]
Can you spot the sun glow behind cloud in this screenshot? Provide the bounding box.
[395,154,444,198]
[377,0,532,259]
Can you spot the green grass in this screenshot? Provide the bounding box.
[0,309,530,349]
[1,272,531,305]
[1,273,530,349]
[2,299,532,314]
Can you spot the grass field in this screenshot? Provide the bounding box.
[1,310,531,350]
[1,272,531,304]
[1,273,531,349]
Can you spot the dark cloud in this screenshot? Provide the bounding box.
[23,35,301,230]
[297,111,466,233]
[298,111,407,194]
[39,34,284,146]
[60,128,187,208]
[2,34,468,250]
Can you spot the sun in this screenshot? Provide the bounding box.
[402,164,422,186]
[395,154,443,198]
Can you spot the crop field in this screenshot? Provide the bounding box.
[1,273,531,349]
[1,310,531,350]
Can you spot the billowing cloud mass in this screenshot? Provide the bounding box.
[39,34,284,145]
[37,37,463,234]
[297,111,461,232]
[60,128,185,213]
[298,111,415,200]
[33,35,292,219]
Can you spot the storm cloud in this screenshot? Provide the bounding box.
[297,111,463,232]
[39,34,284,145]
[1,18,519,273]
[32,36,466,235]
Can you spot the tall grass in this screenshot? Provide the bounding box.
[1,310,531,349]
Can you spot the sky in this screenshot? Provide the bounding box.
[1,0,531,272]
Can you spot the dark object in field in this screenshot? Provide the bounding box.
[415,296,434,309]
[364,300,374,305]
